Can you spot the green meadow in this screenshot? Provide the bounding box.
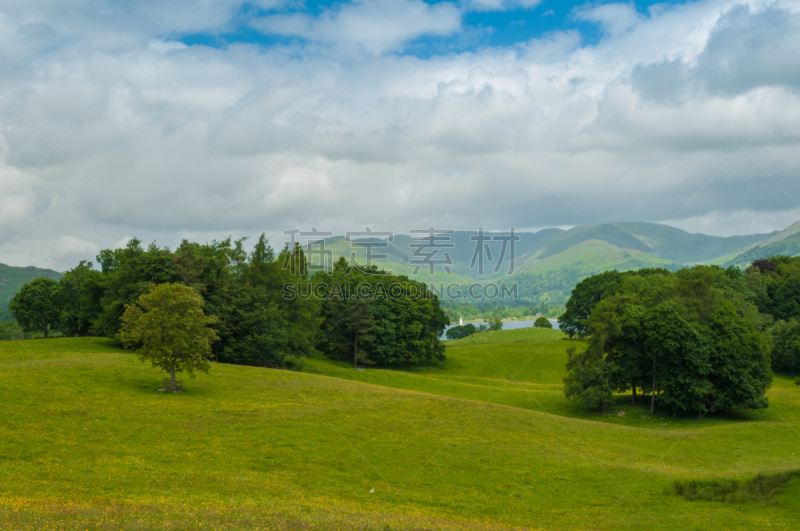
[2,330,799,530]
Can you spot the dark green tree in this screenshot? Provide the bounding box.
[770,319,800,375]
[93,239,178,337]
[446,323,477,340]
[9,277,60,338]
[558,270,624,338]
[316,258,446,368]
[533,316,552,328]
[57,261,103,337]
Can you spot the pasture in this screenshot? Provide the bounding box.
[1,330,799,529]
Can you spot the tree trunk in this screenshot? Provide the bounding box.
[354,335,358,369]
[632,385,637,405]
[170,359,176,392]
[43,323,48,339]
[698,408,702,420]
[673,409,676,419]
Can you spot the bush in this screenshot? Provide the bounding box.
[0,321,25,340]
[669,470,800,505]
[283,354,305,372]
[446,324,477,340]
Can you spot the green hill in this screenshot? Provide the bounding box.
[319,222,791,309]
[501,239,677,305]
[0,263,62,311]
[722,221,800,267]
[533,222,776,265]
[2,333,798,529]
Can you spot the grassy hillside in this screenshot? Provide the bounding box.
[533,223,776,265]
[2,333,799,530]
[322,229,563,282]
[722,221,800,267]
[495,240,676,306]
[0,263,62,311]
[317,222,787,311]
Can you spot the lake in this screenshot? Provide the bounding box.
[441,319,559,340]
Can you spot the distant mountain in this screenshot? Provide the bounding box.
[323,220,793,307]
[0,263,62,311]
[721,221,800,267]
[529,222,777,265]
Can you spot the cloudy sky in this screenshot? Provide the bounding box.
[1,0,799,270]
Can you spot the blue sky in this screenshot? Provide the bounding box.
[179,0,693,55]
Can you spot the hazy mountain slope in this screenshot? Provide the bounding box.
[535,224,652,260]
[520,239,674,275]
[0,264,62,310]
[507,239,676,304]
[323,228,564,280]
[722,221,800,267]
[607,222,778,264]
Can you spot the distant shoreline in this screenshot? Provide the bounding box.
[459,317,557,324]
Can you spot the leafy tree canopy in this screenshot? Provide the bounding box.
[118,283,218,390]
[533,316,552,328]
[563,266,772,416]
[9,277,60,338]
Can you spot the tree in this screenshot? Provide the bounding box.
[345,297,376,367]
[563,345,616,412]
[118,283,218,391]
[94,239,179,337]
[563,266,772,417]
[558,270,623,337]
[57,261,103,337]
[642,301,713,418]
[704,302,771,412]
[9,277,60,338]
[772,276,800,322]
[487,316,503,331]
[533,316,552,328]
[771,319,800,375]
[316,258,447,368]
[446,323,477,340]
[223,285,288,368]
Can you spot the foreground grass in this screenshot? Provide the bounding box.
[1,334,799,529]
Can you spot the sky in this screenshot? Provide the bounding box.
[1,0,799,270]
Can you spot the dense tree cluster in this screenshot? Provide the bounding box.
[9,237,448,369]
[562,265,776,417]
[314,258,448,367]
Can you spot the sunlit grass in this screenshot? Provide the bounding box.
[1,334,800,529]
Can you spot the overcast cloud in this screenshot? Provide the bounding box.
[1,0,799,270]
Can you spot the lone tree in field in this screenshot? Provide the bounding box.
[118,283,218,392]
[9,277,60,339]
[533,316,552,328]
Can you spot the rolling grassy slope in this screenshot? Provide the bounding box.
[722,221,800,267]
[2,333,799,530]
[518,239,674,274]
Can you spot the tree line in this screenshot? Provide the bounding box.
[8,236,448,369]
[559,257,800,417]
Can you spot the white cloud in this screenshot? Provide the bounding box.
[0,0,799,270]
[251,0,462,54]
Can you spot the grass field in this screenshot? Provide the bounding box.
[1,330,800,530]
